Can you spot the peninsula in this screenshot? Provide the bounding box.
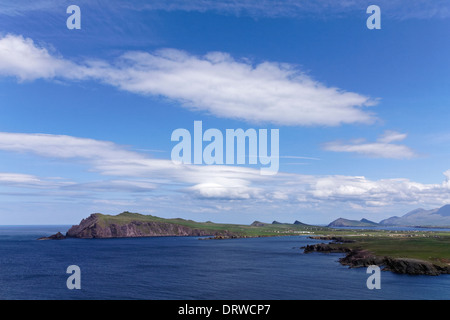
[62,211,323,239]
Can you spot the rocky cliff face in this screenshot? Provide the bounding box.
[66,213,226,239]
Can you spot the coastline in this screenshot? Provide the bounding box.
[35,212,450,276]
[303,236,450,276]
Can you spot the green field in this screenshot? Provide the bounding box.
[325,233,450,267]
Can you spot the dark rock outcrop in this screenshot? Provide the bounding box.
[303,243,351,254]
[381,257,450,276]
[341,250,450,275]
[38,232,66,240]
[200,234,268,240]
[308,236,356,243]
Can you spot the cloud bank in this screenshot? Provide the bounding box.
[0,132,448,209]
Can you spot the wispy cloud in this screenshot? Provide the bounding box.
[0,0,57,16]
[280,155,321,161]
[2,0,449,20]
[0,131,269,200]
[62,180,157,193]
[323,131,418,159]
[0,172,70,189]
[0,131,143,160]
[0,34,377,127]
[128,0,450,19]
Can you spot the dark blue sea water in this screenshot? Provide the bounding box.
[1,225,450,300]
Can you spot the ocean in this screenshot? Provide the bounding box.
[0,225,450,300]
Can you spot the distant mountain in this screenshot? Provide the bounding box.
[293,220,309,226]
[250,221,267,227]
[328,218,379,228]
[436,205,450,217]
[328,205,450,228]
[272,220,309,226]
[380,205,450,227]
[360,218,378,225]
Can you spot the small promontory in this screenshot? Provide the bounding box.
[38,232,66,240]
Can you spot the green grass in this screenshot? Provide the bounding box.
[94,211,329,236]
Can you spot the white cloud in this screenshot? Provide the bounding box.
[99,49,377,126]
[0,34,376,127]
[310,174,450,208]
[377,130,408,143]
[323,131,417,159]
[0,131,449,209]
[443,170,450,188]
[187,183,258,200]
[0,34,90,81]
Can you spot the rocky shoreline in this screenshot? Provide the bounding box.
[199,234,275,240]
[302,237,450,276]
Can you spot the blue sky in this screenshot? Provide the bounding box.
[0,0,449,224]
